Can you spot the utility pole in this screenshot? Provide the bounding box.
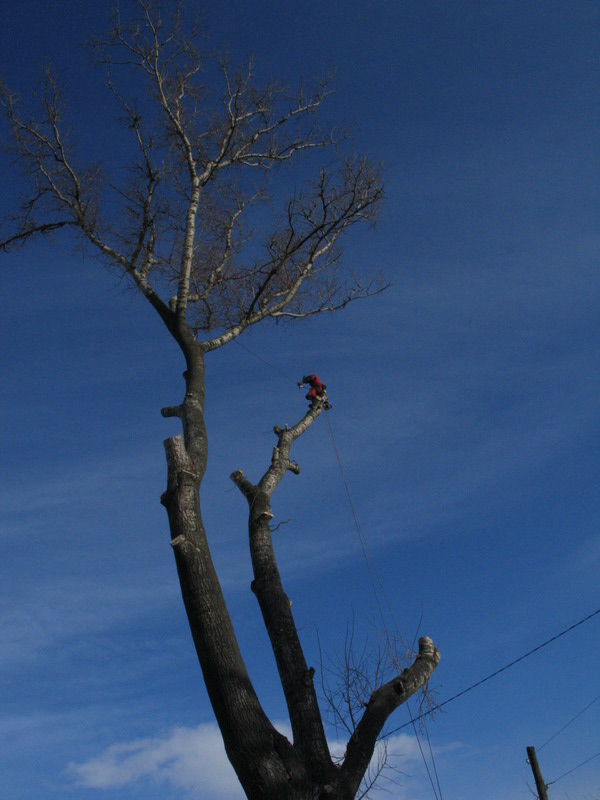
[526,746,549,800]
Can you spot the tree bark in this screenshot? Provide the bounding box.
[231,404,337,789]
[160,346,313,799]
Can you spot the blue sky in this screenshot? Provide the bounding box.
[1,1,599,799]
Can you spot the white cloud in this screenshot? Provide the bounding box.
[333,732,463,799]
[68,723,461,800]
[68,723,244,799]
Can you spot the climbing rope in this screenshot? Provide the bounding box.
[233,338,445,798]
[325,410,444,800]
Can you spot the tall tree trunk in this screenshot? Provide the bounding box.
[160,343,314,799]
[160,343,440,800]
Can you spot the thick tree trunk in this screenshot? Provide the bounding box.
[160,343,315,799]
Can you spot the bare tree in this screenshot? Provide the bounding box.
[1,3,440,798]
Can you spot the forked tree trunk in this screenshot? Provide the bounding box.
[159,342,439,800]
[162,435,313,799]
[159,343,317,798]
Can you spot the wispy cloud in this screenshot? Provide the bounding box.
[68,723,246,799]
[0,575,178,669]
[0,447,163,525]
[68,723,462,800]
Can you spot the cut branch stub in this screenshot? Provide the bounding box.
[230,469,255,502]
[161,405,182,418]
[160,434,198,510]
[340,636,440,798]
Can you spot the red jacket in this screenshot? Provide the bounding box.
[303,374,325,392]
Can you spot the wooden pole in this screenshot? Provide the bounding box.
[526,746,549,800]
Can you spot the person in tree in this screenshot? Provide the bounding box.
[298,374,332,409]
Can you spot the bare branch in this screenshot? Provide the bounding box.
[0,219,73,251]
[199,159,383,349]
[104,80,160,273]
[3,4,382,356]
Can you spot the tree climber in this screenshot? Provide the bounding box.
[297,374,332,409]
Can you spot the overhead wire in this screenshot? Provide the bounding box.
[230,339,600,797]
[547,750,600,786]
[383,607,600,737]
[538,692,600,751]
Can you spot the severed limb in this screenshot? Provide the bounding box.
[340,637,440,798]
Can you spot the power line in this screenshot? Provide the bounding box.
[383,607,600,738]
[232,338,600,793]
[547,750,600,786]
[538,692,600,751]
